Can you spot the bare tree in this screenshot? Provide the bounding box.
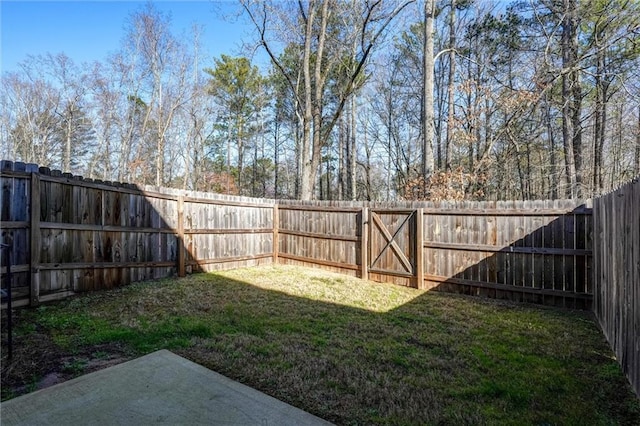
[422,0,436,182]
[242,0,413,200]
[87,60,121,180]
[43,53,93,174]
[122,3,189,186]
[1,69,62,167]
[444,0,457,169]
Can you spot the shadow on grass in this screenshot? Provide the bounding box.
[426,207,593,310]
[3,265,638,425]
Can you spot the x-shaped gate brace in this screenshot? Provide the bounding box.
[368,210,415,276]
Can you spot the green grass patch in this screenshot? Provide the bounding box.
[2,265,639,425]
[34,304,212,352]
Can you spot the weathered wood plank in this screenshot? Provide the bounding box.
[39,261,176,270]
[0,221,29,229]
[422,242,591,256]
[187,253,273,266]
[278,204,360,213]
[278,253,359,271]
[425,274,593,300]
[29,173,41,306]
[360,208,368,280]
[38,222,177,233]
[420,207,592,216]
[415,208,424,289]
[184,228,273,235]
[177,195,185,277]
[273,204,279,264]
[278,228,358,242]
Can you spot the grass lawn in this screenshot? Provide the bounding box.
[2,265,639,425]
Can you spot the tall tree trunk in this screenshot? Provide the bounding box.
[227,124,232,193]
[311,0,330,200]
[155,75,164,187]
[156,137,164,185]
[610,103,624,189]
[592,20,604,194]
[299,0,318,200]
[466,54,474,173]
[349,93,357,200]
[545,94,558,199]
[445,0,456,170]
[64,110,72,172]
[561,0,579,198]
[422,0,436,183]
[560,0,584,198]
[237,118,244,195]
[294,113,301,199]
[635,106,640,176]
[252,137,258,197]
[326,153,332,200]
[319,152,325,200]
[274,119,280,198]
[593,73,608,195]
[387,73,394,201]
[363,119,372,201]
[571,70,583,198]
[299,0,330,200]
[434,51,446,170]
[338,114,345,200]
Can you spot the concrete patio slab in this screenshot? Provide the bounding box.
[1,349,333,425]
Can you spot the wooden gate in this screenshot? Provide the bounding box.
[368,209,422,287]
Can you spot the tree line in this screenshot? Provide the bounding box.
[2,0,639,201]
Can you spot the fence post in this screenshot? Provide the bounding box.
[273,204,279,265]
[360,207,368,280]
[415,208,424,289]
[29,172,41,306]
[177,195,186,277]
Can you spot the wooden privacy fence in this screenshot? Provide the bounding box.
[1,161,594,310]
[422,201,592,309]
[593,178,640,397]
[276,200,593,309]
[0,161,275,307]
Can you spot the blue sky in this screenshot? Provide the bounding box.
[1,1,259,73]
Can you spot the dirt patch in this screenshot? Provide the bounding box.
[2,330,64,399]
[36,372,64,390]
[82,354,132,373]
[1,323,132,401]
